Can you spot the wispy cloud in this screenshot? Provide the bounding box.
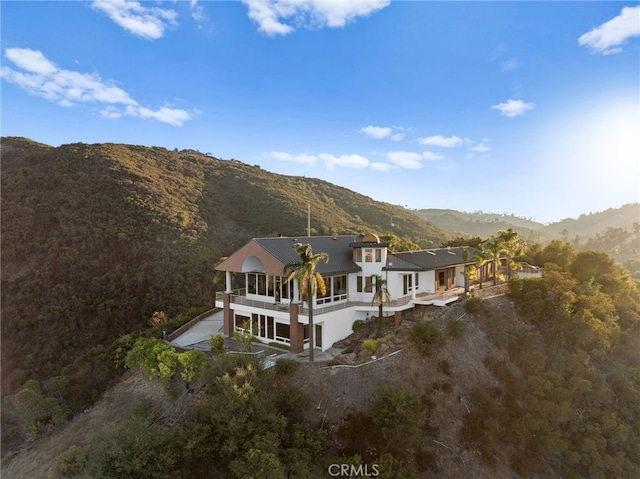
[579,5,640,55]
[265,151,370,170]
[422,151,444,161]
[385,150,442,169]
[190,0,206,23]
[417,135,465,148]
[386,151,423,169]
[359,125,392,139]
[91,0,177,40]
[468,143,491,153]
[1,48,195,126]
[491,99,534,118]
[500,59,519,72]
[359,125,407,141]
[371,162,395,171]
[241,0,390,36]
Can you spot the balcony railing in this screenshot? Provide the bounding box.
[215,288,463,315]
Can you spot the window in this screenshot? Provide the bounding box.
[355,248,362,262]
[375,249,382,262]
[333,275,347,296]
[318,275,347,304]
[403,274,413,295]
[364,249,373,262]
[235,314,250,330]
[247,274,257,294]
[415,273,419,288]
[275,322,290,343]
[357,276,373,293]
[364,276,373,292]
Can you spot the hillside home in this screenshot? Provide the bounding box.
[215,234,481,353]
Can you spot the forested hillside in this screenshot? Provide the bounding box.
[415,204,640,262]
[3,249,639,479]
[0,136,449,397]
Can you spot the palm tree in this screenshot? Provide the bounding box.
[482,236,504,286]
[369,274,391,337]
[497,228,526,280]
[472,247,490,289]
[461,247,471,294]
[283,243,329,362]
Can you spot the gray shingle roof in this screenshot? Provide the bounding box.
[255,235,363,276]
[386,247,477,271]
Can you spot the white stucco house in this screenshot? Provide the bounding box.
[214,234,484,353]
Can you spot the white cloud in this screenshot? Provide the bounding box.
[91,0,177,40]
[241,0,390,36]
[267,151,317,164]
[417,135,465,147]
[359,125,408,141]
[371,162,395,171]
[491,99,534,118]
[1,48,195,126]
[319,153,370,170]
[386,151,423,169]
[190,0,206,22]
[266,151,370,169]
[422,151,444,161]
[359,125,392,139]
[579,6,640,55]
[468,143,491,153]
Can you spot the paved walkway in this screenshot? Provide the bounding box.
[170,310,224,348]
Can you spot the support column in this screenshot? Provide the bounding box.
[223,293,233,336]
[225,271,232,293]
[289,303,304,353]
[394,310,402,328]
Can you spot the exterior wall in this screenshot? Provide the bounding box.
[314,307,361,351]
[455,265,466,287]
[422,271,436,294]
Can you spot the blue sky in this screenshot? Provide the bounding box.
[2,1,639,224]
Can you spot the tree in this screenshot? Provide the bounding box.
[482,236,504,286]
[497,228,526,280]
[369,274,391,337]
[283,243,329,362]
[461,247,472,294]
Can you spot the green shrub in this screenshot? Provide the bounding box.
[362,339,379,352]
[446,318,466,338]
[56,445,88,478]
[362,335,395,354]
[410,321,443,356]
[464,294,484,316]
[275,357,298,374]
[208,334,226,355]
[352,319,365,332]
[370,382,425,449]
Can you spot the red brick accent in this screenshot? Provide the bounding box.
[289,303,303,353]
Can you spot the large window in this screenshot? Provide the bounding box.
[317,274,348,304]
[375,249,382,262]
[246,273,285,300]
[355,248,362,262]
